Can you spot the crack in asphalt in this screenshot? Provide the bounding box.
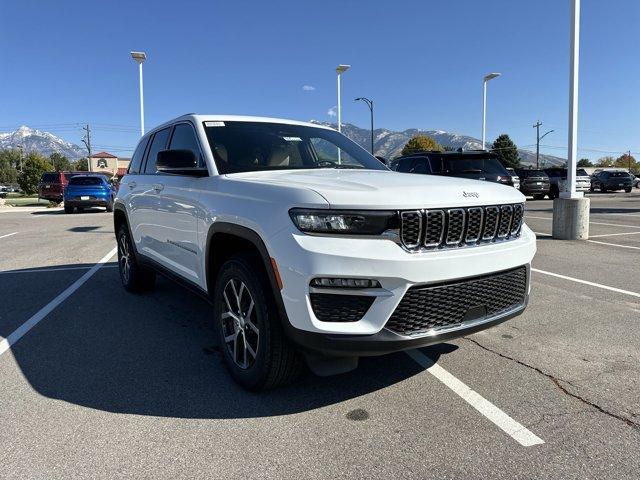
[463,337,640,430]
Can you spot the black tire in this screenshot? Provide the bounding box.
[117,224,156,293]
[106,199,114,213]
[590,184,595,192]
[549,186,559,200]
[213,254,303,391]
[625,187,632,193]
[533,194,545,200]
[64,205,74,214]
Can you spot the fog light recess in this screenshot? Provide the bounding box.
[310,278,381,289]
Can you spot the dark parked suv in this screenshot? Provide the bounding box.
[394,151,516,187]
[590,171,633,193]
[514,169,550,199]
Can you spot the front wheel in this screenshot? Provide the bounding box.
[117,224,156,293]
[625,187,632,193]
[213,254,303,391]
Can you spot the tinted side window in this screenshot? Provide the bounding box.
[397,158,414,173]
[169,124,203,166]
[128,136,150,174]
[429,157,443,174]
[411,159,429,174]
[143,128,171,174]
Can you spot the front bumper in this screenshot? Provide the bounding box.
[269,224,536,340]
[285,296,528,356]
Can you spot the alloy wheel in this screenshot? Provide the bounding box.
[220,278,259,369]
[118,233,131,284]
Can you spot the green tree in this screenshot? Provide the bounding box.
[596,156,615,167]
[577,158,593,167]
[49,152,71,172]
[490,134,520,168]
[0,149,21,184]
[74,158,88,171]
[401,135,443,156]
[17,152,52,194]
[614,153,638,170]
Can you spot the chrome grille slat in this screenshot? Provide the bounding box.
[446,209,465,245]
[498,205,514,238]
[400,210,422,248]
[424,210,445,247]
[465,207,483,243]
[399,203,524,251]
[482,206,500,241]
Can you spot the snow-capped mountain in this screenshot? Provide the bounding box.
[0,126,86,159]
[313,121,565,167]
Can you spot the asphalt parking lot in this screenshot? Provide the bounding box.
[1,193,639,479]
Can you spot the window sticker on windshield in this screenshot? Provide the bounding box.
[205,121,225,127]
[282,136,302,142]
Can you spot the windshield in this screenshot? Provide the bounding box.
[440,156,509,175]
[68,176,103,186]
[203,121,387,174]
[517,169,546,178]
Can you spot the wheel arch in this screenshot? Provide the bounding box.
[205,223,288,324]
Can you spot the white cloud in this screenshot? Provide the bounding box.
[327,106,337,117]
[302,85,316,91]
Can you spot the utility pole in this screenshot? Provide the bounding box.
[355,97,375,155]
[628,150,632,172]
[82,124,92,172]
[533,120,554,169]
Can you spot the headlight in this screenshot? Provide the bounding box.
[289,208,397,235]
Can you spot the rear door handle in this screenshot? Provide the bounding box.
[128,181,137,189]
[153,183,164,192]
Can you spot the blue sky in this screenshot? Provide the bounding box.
[0,0,638,160]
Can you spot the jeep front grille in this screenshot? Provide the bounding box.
[399,203,524,251]
[385,266,528,336]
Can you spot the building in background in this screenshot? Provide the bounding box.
[89,152,130,177]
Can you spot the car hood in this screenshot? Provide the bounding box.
[225,169,524,209]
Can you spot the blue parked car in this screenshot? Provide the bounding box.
[63,175,114,213]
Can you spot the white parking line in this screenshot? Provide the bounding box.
[0,265,118,275]
[586,240,640,251]
[525,215,640,230]
[589,231,640,238]
[532,268,640,299]
[0,232,18,239]
[406,349,544,447]
[0,247,117,358]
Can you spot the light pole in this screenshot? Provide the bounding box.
[336,64,350,133]
[130,51,147,137]
[552,0,589,240]
[355,97,374,155]
[533,121,554,169]
[482,72,501,150]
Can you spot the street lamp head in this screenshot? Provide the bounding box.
[483,72,501,82]
[130,51,147,64]
[336,64,350,74]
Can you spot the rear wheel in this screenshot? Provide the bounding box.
[549,186,559,199]
[625,187,632,193]
[64,205,74,214]
[213,254,303,391]
[600,184,607,193]
[117,224,156,293]
[106,198,114,213]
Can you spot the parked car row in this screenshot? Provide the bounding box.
[38,171,115,213]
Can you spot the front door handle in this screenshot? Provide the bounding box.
[128,181,137,189]
[152,183,164,192]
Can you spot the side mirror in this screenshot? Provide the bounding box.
[156,150,208,176]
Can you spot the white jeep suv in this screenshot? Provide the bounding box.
[114,114,536,390]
